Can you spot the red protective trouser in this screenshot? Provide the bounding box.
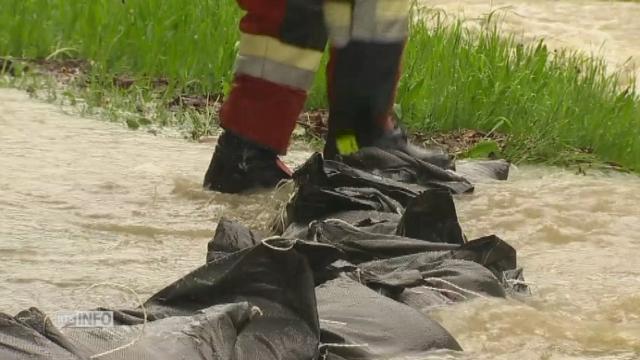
[220,0,410,154]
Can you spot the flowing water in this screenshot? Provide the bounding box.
[432,167,640,359]
[1,2,640,357]
[427,0,640,89]
[0,88,311,313]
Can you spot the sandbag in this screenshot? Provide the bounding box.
[396,189,465,245]
[207,216,265,262]
[0,240,338,360]
[281,153,471,233]
[0,309,82,360]
[341,147,473,193]
[305,219,459,263]
[281,152,527,305]
[281,210,402,240]
[317,276,462,359]
[358,235,520,289]
[282,154,416,229]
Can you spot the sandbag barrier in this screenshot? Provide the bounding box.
[0,148,527,360]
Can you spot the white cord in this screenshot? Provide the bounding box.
[423,277,489,299]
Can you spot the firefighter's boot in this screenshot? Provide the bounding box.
[203,131,292,193]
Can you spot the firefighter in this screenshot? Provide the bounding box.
[204,0,446,193]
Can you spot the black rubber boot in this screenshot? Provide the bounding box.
[371,127,455,170]
[324,126,455,170]
[203,131,292,193]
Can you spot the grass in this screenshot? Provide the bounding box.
[1,0,639,171]
[1,0,239,93]
[399,9,639,168]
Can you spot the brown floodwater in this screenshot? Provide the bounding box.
[426,0,640,90]
[0,88,310,313]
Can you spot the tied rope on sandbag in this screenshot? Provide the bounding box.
[423,277,491,300]
[85,283,148,359]
[261,236,296,251]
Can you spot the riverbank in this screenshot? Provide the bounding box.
[1,0,639,171]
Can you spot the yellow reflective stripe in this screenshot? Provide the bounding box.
[238,33,323,72]
[376,0,410,21]
[324,1,352,28]
[336,133,359,155]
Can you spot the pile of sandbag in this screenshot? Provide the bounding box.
[0,149,526,360]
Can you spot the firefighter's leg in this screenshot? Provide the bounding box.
[204,0,327,193]
[323,0,453,169]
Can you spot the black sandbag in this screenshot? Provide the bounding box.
[358,235,517,276]
[281,221,311,239]
[0,309,82,360]
[284,154,416,226]
[0,240,339,360]
[135,239,336,359]
[358,235,517,278]
[369,132,455,170]
[290,185,404,224]
[282,153,472,234]
[455,159,510,182]
[206,218,342,276]
[396,189,465,245]
[298,153,425,202]
[357,234,526,300]
[451,235,518,277]
[341,147,473,194]
[207,216,265,262]
[155,236,336,313]
[63,302,256,360]
[306,219,458,263]
[397,286,452,310]
[328,210,402,235]
[284,155,405,225]
[418,259,505,298]
[0,303,261,360]
[317,276,462,359]
[282,210,402,239]
[359,258,503,296]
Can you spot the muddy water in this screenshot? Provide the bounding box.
[1,85,640,359]
[427,0,640,89]
[432,166,640,359]
[0,88,311,313]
